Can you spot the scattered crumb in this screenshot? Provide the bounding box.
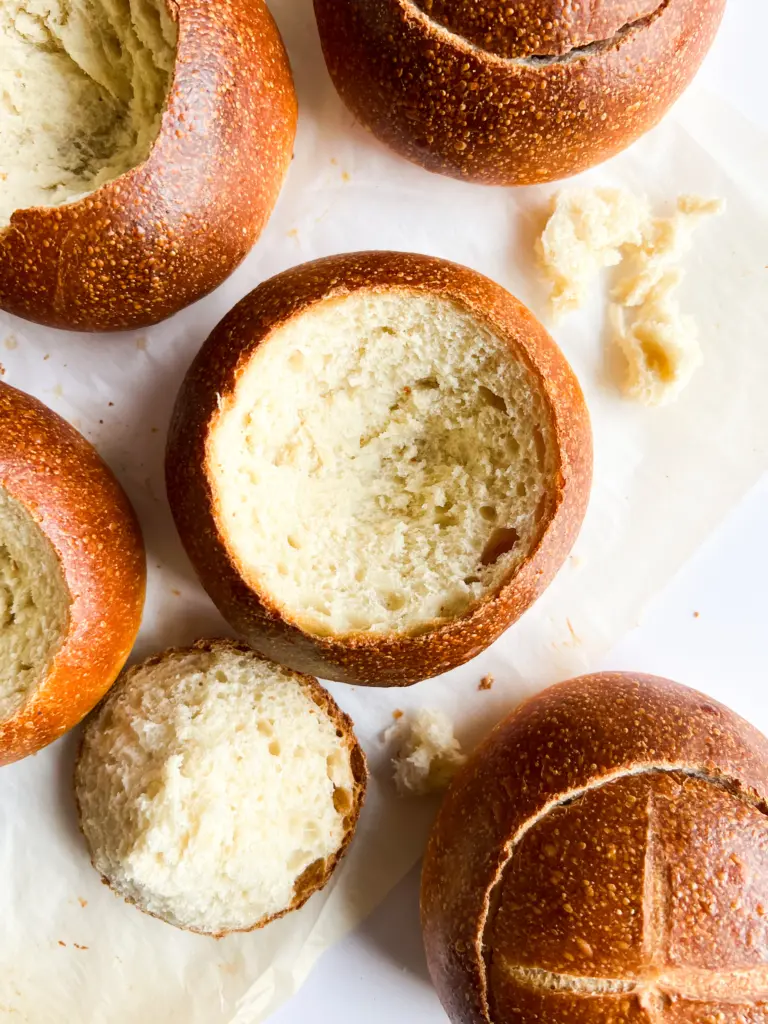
[478,674,494,692]
[171,588,181,597]
[392,709,404,720]
[287,228,299,240]
[330,157,338,165]
[43,353,50,360]
[78,898,87,908]
[693,611,701,619]
[385,709,467,796]
[108,401,114,407]
[342,171,351,182]
[0,365,5,376]
[136,337,148,351]
[98,419,104,425]
[538,189,724,405]
[58,941,66,948]
[74,944,88,951]
[4,336,18,350]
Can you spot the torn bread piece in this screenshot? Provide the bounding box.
[613,196,726,308]
[610,276,702,407]
[538,188,724,405]
[386,709,467,796]
[537,189,650,318]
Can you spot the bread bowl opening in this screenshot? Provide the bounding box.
[0,487,70,721]
[75,646,359,934]
[208,292,560,637]
[0,0,178,229]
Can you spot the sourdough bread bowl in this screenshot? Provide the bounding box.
[0,382,145,765]
[166,252,592,686]
[422,672,768,1023]
[0,0,297,332]
[75,639,367,936]
[314,0,725,186]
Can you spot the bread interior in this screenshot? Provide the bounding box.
[0,486,70,721]
[76,646,357,934]
[209,291,559,637]
[0,0,178,228]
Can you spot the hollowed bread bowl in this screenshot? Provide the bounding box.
[0,382,145,764]
[0,0,297,331]
[422,672,768,1022]
[75,639,368,936]
[166,252,592,686]
[314,0,725,186]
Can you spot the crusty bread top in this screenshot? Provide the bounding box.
[0,382,145,763]
[422,673,768,1023]
[410,0,662,59]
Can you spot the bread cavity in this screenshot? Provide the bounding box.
[209,292,558,638]
[75,646,358,935]
[0,0,178,228]
[0,487,69,721]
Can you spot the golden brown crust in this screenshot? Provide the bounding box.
[0,0,297,332]
[313,0,725,185]
[165,251,592,686]
[0,382,145,765]
[75,638,368,938]
[420,673,768,1023]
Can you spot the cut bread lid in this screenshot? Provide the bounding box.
[75,640,368,936]
[0,0,177,227]
[210,293,558,636]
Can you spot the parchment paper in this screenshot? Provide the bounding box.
[1,1,767,1019]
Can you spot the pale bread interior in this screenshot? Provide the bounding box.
[0,0,177,228]
[0,486,69,722]
[75,646,358,934]
[208,291,558,638]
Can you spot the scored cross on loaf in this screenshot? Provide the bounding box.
[422,673,768,1022]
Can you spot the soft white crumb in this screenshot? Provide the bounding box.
[386,709,467,797]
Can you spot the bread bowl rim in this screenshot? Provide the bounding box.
[0,0,181,238]
[166,251,592,684]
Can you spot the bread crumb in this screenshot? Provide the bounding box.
[610,280,701,406]
[58,940,66,947]
[392,709,404,720]
[566,618,581,645]
[4,336,17,350]
[171,588,181,597]
[78,898,87,907]
[478,674,494,691]
[693,611,701,619]
[538,189,724,405]
[43,353,50,360]
[385,709,467,796]
[74,944,88,951]
[342,171,351,182]
[537,189,649,317]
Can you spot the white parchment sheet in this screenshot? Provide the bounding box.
[1,2,767,1019]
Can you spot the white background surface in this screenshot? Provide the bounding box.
[271,3,768,1021]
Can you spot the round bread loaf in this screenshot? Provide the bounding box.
[75,640,368,936]
[0,0,297,332]
[422,672,768,1022]
[166,251,592,686]
[314,0,725,186]
[0,382,145,764]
